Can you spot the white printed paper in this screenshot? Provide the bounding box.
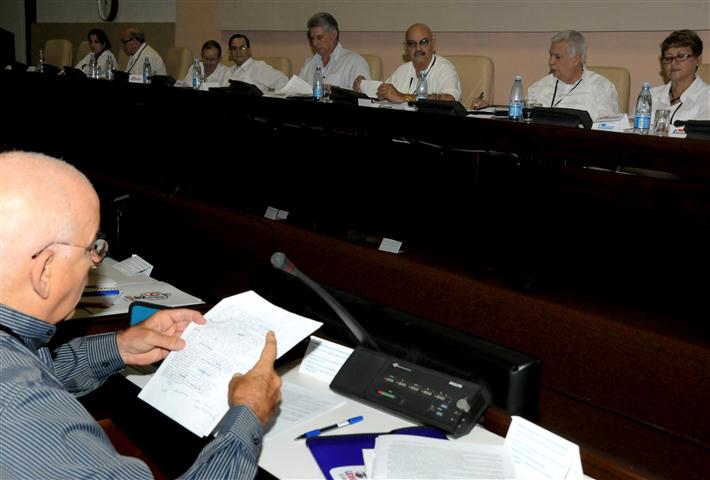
[371,434,515,479]
[298,336,353,383]
[113,254,153,277]
[277,75,312,96]
[263,380,345,438]
[138,291,322,437]
[505,416,583,480]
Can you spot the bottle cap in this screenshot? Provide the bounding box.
[642,81,650,87]
[515,75,523,80]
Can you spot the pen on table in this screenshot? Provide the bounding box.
[295,415,364,440]
[82,289,121,297]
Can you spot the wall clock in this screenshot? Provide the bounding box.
[97,0,119,22]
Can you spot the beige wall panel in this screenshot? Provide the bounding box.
[216,1,710,33]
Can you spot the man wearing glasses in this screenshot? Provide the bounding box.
[121,26,166,76]
[650,29,710,131]
[298,12,371,90]
[0,151,281,479]
[221,33,288,92]
[359,23,461,104]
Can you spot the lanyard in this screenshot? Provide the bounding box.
[551,77,583,107]
[408,56,437,91]
[126,44,147,73]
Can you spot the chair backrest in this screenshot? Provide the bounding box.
[43,39,73,68]
[361,54,383,81]
[165,45,192,80]
[254,56,292,77]
[698,64,710,84]
[76,41,90,64]
[443,55,494,106]
[117,48,129,71]
[588,66,631,113]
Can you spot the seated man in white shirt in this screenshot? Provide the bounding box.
[355,23,461,103]
[298,12,370,90]
[121,27,166,76]
[527,30,618,121]
[221,34,288,93]
[182,40,229,87]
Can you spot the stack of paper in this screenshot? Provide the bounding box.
[72,255,203,319]
[361,417,583,479]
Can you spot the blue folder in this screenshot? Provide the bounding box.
[306,426,447,480]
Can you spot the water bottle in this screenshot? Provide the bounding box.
[105,55,114,80]
[38,49,46,73]
[508,75,524,120]
[89,53,100,79]
[313,66,324,101]
[415,72,428,101]
[143,58,152,84]
[633,82,652,134]
[191,58,203,89]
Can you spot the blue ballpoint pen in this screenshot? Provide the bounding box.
[295,416,364,440]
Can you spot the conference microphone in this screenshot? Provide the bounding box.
[270,252,381,351]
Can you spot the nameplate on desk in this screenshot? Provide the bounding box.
[592,113,629,133]
[378,238,402,254]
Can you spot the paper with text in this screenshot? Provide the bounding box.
[371,434,515,479]
[138,291,322,437]
[505,416,583,480]
[298,336,353,383]
[263,380,345,438]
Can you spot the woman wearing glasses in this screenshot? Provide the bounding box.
[650,30,710,131]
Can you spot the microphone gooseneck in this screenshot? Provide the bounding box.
[270,252,381,351]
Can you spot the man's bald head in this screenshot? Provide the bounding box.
[406,23,433,41]
[0,151,99,320]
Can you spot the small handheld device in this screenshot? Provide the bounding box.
[128,301,166,326]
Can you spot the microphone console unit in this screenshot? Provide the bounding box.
[271,251,491,436]
[331,346,490,437]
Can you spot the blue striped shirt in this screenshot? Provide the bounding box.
[0,304,263,479]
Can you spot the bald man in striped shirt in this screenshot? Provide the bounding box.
[0,151,281,479]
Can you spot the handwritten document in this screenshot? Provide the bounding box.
[138,291,322,437]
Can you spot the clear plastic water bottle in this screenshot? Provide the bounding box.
[633,82,652,134]
[38,49,45,73]
[415,72,428,101]
[89,53,100,79]
[508,75,524,120]
[105,56,114,80]
[191,58,203,89]
[313,66,324,101]
[143,58,152,84]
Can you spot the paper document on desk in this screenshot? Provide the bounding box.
[139,291,322,437]
[277,74,312,96]
[505,416,583,479]
[371,434,515,479]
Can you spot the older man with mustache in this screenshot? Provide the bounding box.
[355,23,461,103]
